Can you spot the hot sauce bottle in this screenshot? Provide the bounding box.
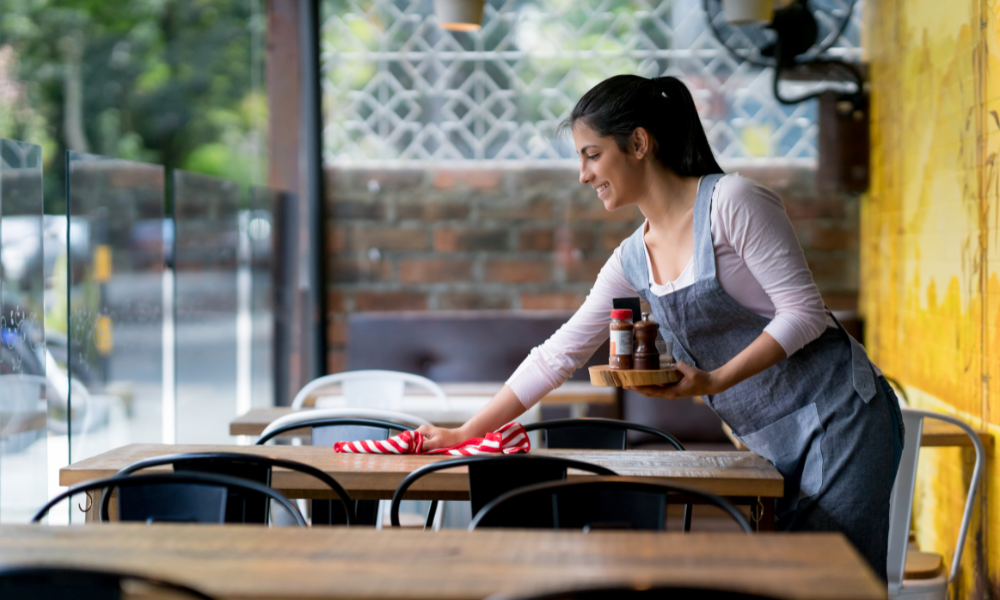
[609,309,634,370]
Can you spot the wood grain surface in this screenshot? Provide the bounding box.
[918,420,993,448]
[0,410,46,438]
[724,415,992,451]
[0,524,886,600]
[59,445,783,500]
[298,381,615,407]
[589,365,680,387]
[904,551,944,580]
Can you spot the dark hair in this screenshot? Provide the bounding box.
[566,75,723,177]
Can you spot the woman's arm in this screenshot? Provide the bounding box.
[416,385,525,448]
[626,331,786,399]
[417,248,639,450]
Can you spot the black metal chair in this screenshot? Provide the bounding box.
[524,418,694,529]
[389,454,618,527]
[105,452,356,525]
[487,585,776,600]
[31,472,307,526]
[255,417,416,446]
[0,566,216,600]
[257,417,415,525]
[469,478,752,533]
[523,418,684,451]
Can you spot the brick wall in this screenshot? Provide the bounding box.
[324,165,860,372]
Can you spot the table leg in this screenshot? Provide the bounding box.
[83,492,99,523]
[754,497,775,532]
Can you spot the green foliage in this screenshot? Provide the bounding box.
[0,0,267,212]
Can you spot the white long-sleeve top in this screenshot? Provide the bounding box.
[506,173,840,409]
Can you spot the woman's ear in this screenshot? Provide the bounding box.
[629,127,653,160]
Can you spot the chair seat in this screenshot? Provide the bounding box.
[905,551,944,580]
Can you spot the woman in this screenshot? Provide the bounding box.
[417,74,904,578]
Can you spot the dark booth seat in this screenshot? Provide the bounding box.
[346,310,609,382]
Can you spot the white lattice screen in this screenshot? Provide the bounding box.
[320,0,862,165]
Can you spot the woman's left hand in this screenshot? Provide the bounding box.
[625,360,724,399]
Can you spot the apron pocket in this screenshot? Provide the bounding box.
[738,403,826,499]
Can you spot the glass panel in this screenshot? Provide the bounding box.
[173,171,239,444]
[0,140,47,523]
[66,152,165,505]
[249,187,278,409]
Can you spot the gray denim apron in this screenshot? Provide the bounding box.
[620,173,900,577]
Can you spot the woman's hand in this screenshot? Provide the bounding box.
[625,360,722,399]
[627,334,788,400]
[415,424,470,451]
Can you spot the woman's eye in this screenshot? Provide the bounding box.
[587,154,599,160]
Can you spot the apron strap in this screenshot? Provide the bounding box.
[693,173,725,281]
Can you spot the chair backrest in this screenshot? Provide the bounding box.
[32,472,307,526]
[0,566,216,600]
[106,452,356,525]
[257,417,419,527]
[886,409,985,591]
[290,370,448,410]
[389,454,617,526]
[258,408,430,447]
[256,416,417,446]
[470,478,752,533]
[523,418,684,451]
[487,585,776,600]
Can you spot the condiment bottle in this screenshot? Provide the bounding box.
[633,312,660,371]
[609,309,634,370]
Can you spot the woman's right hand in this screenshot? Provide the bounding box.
[416,424,469,451]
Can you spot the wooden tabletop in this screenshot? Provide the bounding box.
[59,445,784,500]
[437,381,616,405]
[0,524,886,600]
[301,380,615,406]
[723,417,992,451]
[233,381,615,436]
[0,410,46,438]
[919,420,993,449]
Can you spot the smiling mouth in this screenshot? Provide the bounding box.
[596,182,609,195]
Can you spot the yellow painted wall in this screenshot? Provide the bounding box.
[866,0,998,596]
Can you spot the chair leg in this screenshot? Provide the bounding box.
[424,500,439,530]
[682,504,692,532]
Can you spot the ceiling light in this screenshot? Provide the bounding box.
[434,0,484,31]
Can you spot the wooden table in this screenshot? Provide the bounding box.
[0,410,46,438]
[232,381,616,435]
[919,420,993,448]
[60,445,783,528]
[724,418,992,451]
[0,524,886,600]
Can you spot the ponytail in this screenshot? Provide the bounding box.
[566,75,723,177]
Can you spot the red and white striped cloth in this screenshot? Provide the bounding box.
[333,422,530,455]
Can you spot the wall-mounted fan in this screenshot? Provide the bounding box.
[704,0,862,105]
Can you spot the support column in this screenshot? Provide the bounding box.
[267,0,326,405]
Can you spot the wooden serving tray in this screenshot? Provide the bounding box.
[589,365,680,387]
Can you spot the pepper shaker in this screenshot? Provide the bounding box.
[633,312,660,371]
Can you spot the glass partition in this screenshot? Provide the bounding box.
[173,171,239,444]
[249,187,278,410]
[0,140,46,522]
[65,152,165,493]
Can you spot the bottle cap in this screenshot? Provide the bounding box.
[610,309,633,320]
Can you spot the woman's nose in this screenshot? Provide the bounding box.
[579,166,592,185]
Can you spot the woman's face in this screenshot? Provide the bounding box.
[573,122,647,212]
